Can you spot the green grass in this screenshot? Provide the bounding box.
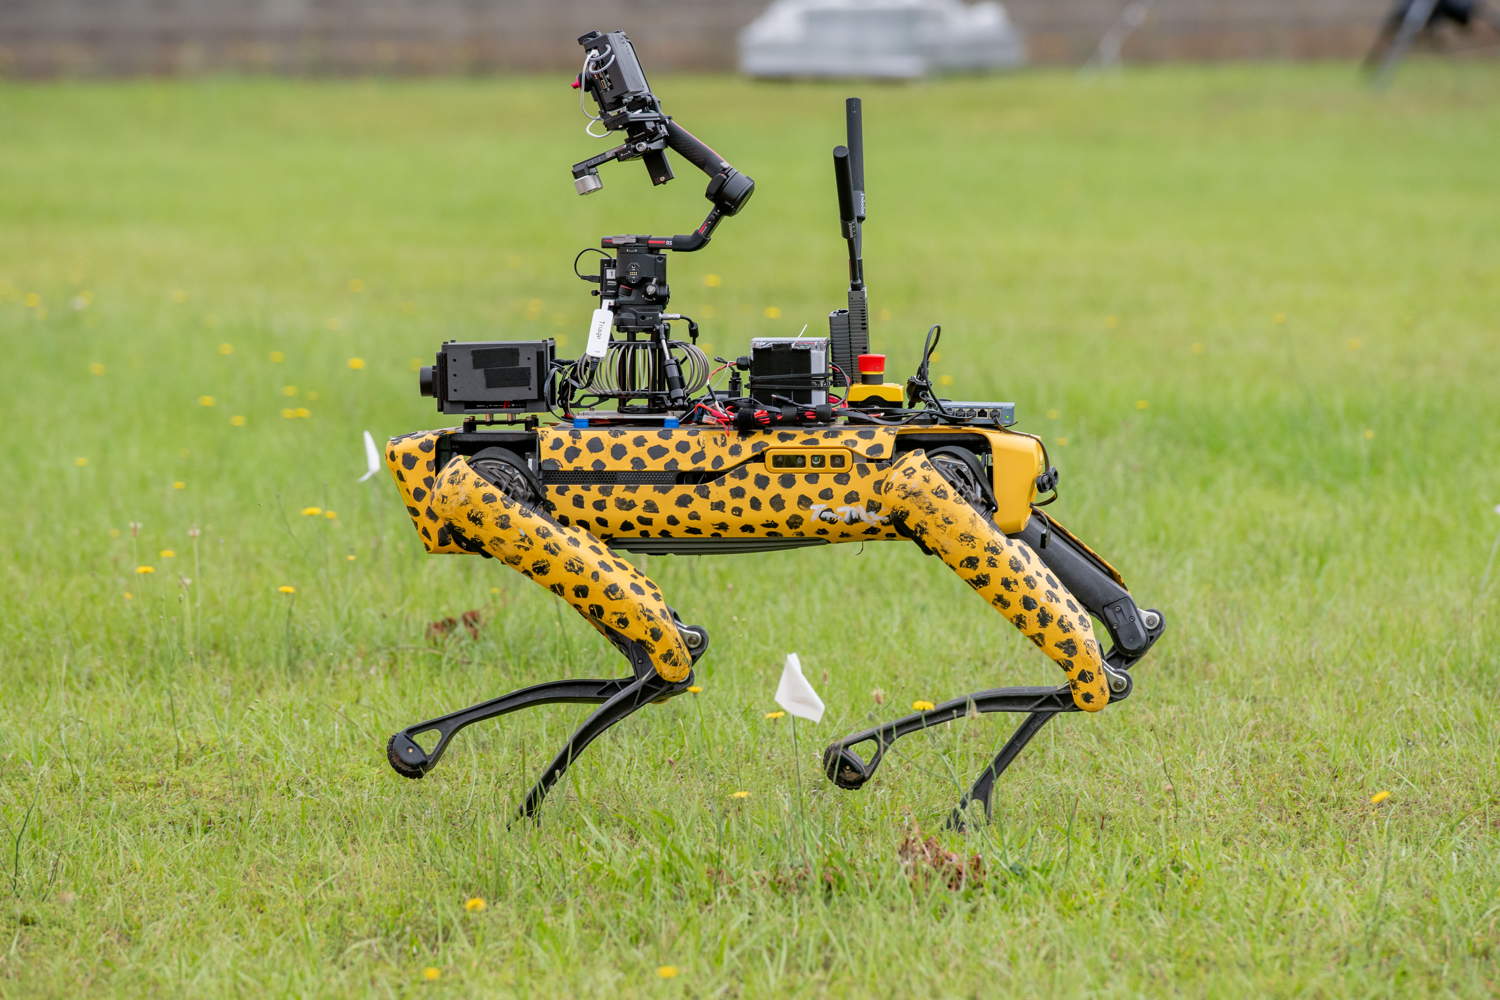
[2,59,1499,997]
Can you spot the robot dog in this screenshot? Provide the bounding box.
[384,30,1164,828]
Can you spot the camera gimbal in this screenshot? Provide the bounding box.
[571,30,754,252]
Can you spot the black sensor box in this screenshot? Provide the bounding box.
[749,337,828,406]
[423,339,554,415]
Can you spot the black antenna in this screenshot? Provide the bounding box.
[828,97,870,386]
[833,146,861,290]
[846,97,866,222]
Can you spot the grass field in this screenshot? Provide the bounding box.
[2,59,1499,997]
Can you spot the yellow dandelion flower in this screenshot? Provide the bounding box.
[172,481,186,490]
[1370,790,1390,805]
[490,587,501,594]
[463,897,486,912]
[269,350,286,363]
[703,273,722,288]
[346,554,357,561]
[324,510,337,520]
[324,317,343,331]
[74,457,88,467]
[1105,315,1119,329]
[938,374,955,386]
[89,362,106,376]
[23,292,41,309]
[294,407,311,418]
[198,395,216,407]
[347,357,365,370]
[1191,342,1205,355]
[912,700,936,711]
[1135,399,1150,410]
[687,685,703,694]
[109,528,121,538]
[135,565,155,575]
[1273,313,1286,324]
[229,414,246,427]
[217,342,234,356]
[656,966,680,979]
[763,306,782,320]
[878,307,893,321]
[281,385,298,397]
[301,506,323,516]
[280,408,296,419]
[1346,337,1363,351]
[170,289,188,303]
[764,710,786,720]
[348,277,365,293]
[422,967,441,981]
[1056,436,1070,447]
[123,591,134,600]
[729,791,750,800]
[408,357,425,372]
[159,549,176,559]
[277,585,296,594]
[1363,428,1375,440]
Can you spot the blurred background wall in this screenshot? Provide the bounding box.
[0,0,1404,78]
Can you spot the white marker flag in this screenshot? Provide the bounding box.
[358,430,382,482]
[775,653,825,723]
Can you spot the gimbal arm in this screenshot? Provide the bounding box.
[657,121,755,249]
[572,29,754,252]
[581,121,753,253]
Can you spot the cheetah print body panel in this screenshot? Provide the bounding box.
[548,460,901,542]
[539,426,895,471]
[878,450,1110,712]
[386,428,469,554]
[432,456,693,682]
[540,426,903,542]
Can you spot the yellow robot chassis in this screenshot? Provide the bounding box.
[383,30,1164,827]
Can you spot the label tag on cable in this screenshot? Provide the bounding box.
[585,302,613,359]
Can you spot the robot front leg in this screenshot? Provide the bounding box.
[821,449,1163,825]
[386,456,709,821]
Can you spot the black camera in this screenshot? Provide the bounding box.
[418,340,555,415]
[573,30,673,192]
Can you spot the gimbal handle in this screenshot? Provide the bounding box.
[665,121,726,176]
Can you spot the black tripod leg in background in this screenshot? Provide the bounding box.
[1370,0,1441,86]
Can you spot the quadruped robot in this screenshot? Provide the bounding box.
[383,30,1165,828]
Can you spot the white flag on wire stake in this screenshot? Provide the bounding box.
[775,653,824,723]
[358,430,382,482]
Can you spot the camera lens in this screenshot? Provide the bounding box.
[418,366,435,398]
